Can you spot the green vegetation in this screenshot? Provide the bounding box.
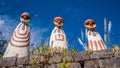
[112,45,120,53]
[0,54,3,58]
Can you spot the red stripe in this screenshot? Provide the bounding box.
[90,40,93,51]
[94,41,98,51]
[100,40,106,49]
[11,35,30,42]
[17,30,28,35]
[93,32,96,36]
[14,31,30,39]
[98,40,103,49]
[10,40,30,48]
[89,31,91,35]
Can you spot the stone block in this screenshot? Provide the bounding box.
[75,52,89,62]
[105,58,120,68]
[114,51,120,58]
[90,50,113,59]
[29,55,46,65]
[63,52,73,62]
[48,64,58,68]
[84,60,99,68]
[16,57,29,65]
[39,55,46,63]
[48,54,62,64]
[69,63,81,68]
[29,55,34,65]
[2,57,16,66]
[8,66,18,68]
[98,59,107,68]
[0,58,2,67]
[30,65,40,68]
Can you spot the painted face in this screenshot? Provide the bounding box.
[54,17,64,27]
[84,19,96,30]
[20,12,31,24]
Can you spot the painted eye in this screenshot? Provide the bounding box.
[90,23,95,26]
[21,15,30,19]
[85,22,89,25]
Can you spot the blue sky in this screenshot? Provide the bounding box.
[0,0,120,51]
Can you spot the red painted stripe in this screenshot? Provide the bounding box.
[93,32,96,36]
[98,40,103,49]
[11,35,30,42]
[90,40,93,51]
[94,41,98,51]
[14,31,30,39]
[101,40,106,49]
[89,31,91,35]
[17,30,28,35]
[10,40,30,48]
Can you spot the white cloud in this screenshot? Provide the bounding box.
[0,15,18,40]
[0,18,5,25]
[0,15,49,48]
[30,27,49,47]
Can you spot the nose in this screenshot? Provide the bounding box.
[57,21,61,24]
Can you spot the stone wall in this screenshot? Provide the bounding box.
[0,50,120,68]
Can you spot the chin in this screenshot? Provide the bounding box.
[20,18,30,24]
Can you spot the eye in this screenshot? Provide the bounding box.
[21,15,30,19]
[90,22,95,26]
[85,22,90,25]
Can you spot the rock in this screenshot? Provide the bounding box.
[48,54,62,64]
[29,55,35,65]
[39,55,47,63]
[29,54,47,65]
[48,64,58,68]
[63,52,73,62]
[69,63,81,68]
[0,58,2,67]
[8,66,18,68]
[114,51,120,58]
[16,57,29,65]
[90,50,113,59]
[75,52,89,62]
[105,58,120,68]
[30,65,40,68]
[98,59,107,68]
[26,66,31,68]
[2,57,16,66]
[16,65,26,68]
[84,60,99,68]
[100,50,113,58]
